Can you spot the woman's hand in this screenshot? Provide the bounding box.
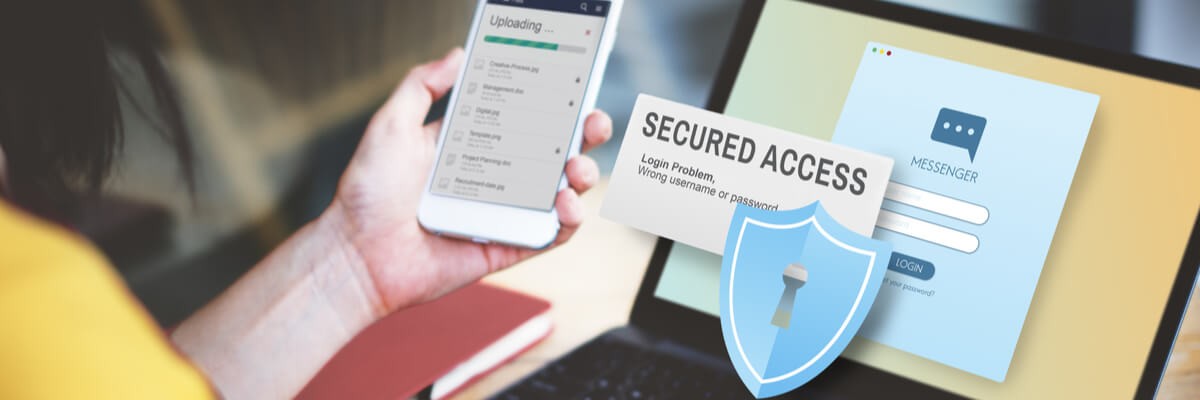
[172,48,610,398]
[328,48,613,316]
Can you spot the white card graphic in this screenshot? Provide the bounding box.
[601,94,894,254]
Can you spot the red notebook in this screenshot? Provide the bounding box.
[298,282,552,400]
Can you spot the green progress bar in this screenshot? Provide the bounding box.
[484,35,558,51]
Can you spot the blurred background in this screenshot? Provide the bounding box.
[96,0,1196,331]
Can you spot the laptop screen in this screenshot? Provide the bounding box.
[651,0,1200,397]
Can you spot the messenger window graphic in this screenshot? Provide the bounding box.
[831,42,1099,381]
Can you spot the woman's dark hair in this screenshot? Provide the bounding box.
[0,1,193,222]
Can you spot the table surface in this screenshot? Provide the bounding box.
[453,180,1200,399]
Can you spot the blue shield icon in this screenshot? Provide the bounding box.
[720,201,892,398]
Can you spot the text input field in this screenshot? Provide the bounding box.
[884,182,989,225]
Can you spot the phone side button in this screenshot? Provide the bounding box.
[472,237,491,244]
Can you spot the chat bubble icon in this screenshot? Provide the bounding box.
[930,108,986,162]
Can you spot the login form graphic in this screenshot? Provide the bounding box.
[833,42,1099,381]
[721,202,891,398]
[930,108,986,162]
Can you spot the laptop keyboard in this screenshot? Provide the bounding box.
[491,334,750,400]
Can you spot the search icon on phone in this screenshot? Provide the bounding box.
[580,2,588,12]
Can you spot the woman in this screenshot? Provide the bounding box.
[0,4,611,399]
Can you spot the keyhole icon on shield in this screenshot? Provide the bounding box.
[771,263,808,329]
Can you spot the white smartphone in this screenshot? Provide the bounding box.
[418,0,623,248]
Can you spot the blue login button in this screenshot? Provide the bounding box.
[888,252,935,280]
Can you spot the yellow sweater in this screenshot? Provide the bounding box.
[0,200,212,399]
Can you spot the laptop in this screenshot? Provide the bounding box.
[493,0,1200,398]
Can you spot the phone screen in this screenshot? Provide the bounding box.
[430,0,612,211]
